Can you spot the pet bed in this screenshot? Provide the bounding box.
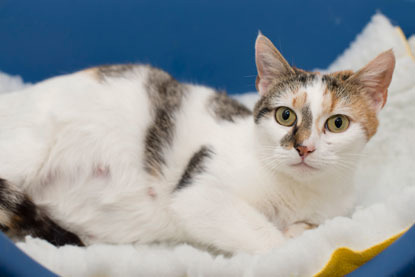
[0,14,414,276]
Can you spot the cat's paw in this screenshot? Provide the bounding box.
[250,230,286,254]
[284,222,317,239]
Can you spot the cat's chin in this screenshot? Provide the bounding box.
[289,165,320,178]
[289,161,317,171]
[276,162,325,181]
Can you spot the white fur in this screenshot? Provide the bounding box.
[7,13,414,276]
[0,60,369,254]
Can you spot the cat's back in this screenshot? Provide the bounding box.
[0,64,188,144]
[0,64,248,123]
[0,64,252,189]
[0,65,152,120]
[0,65,161,184]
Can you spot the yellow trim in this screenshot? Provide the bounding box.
[314,227,410,277]
[395,26,415,62]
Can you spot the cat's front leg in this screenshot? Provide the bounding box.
[171,184,285,254]
[283,221,317,239]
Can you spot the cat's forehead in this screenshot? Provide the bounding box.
[274,74,346,118]
[253,71,361,123]
[253,70,380,142]
[289,78,326,111]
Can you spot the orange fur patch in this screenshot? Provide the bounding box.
[295,128,311,144]
[292,92,307,110]
[329,70,354,82]
[349,96,379,138]
[83,67,100,79]
[324,77,379,139]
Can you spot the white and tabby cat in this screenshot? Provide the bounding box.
[0,34,395,253]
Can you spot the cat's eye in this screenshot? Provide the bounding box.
[326,115,350,133]
[275,107,297,126]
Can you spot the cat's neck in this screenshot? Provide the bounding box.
[272,168,356,224]
[275,168,355,196]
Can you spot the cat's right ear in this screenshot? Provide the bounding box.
[255,33,295,96]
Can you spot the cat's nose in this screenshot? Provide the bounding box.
[295,145,315,158]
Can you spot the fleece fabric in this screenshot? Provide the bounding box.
[0,13,414,277]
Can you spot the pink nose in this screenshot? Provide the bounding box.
[295,145,315,158]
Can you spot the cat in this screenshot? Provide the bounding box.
[0,33,395,254]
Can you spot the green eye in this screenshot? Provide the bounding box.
[275,107,297,126]
[326,115,350,133]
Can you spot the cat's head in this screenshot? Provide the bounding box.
[253,33,395,180]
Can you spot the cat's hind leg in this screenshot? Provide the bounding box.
[0,178,84,246]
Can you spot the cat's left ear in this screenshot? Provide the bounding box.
[255,33,295,96]
[348,50,395,112]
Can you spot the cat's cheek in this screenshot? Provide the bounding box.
[318,125,367,173]
[284,149,302,165]
[256,119,291,147]
[325,123,367,152]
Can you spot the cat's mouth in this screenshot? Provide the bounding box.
[290,161,317,170]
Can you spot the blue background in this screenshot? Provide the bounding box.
[0,2,415,275]
[0,0,414,94]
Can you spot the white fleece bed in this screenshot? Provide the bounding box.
[1,14,415,276]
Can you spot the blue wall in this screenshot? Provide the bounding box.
[0,0,414,93]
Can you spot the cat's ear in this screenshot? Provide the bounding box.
[348,50,395,112]
[255,33,295,96]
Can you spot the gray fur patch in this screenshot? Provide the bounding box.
[295,104,313,144]
[144,109,174,176]
[322,74,356,102]
[280,104,313,148]
[254,107,272,123]
[0,179,19,212]
[322,75,341,94]
[175,146,214,191]
[143,67,187,177]
[0,179,83,246]
[270,71,317,99]
[253,96,274,123]
[280,128,296,148]
[300,105,312,130]
[208,92,251,122]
